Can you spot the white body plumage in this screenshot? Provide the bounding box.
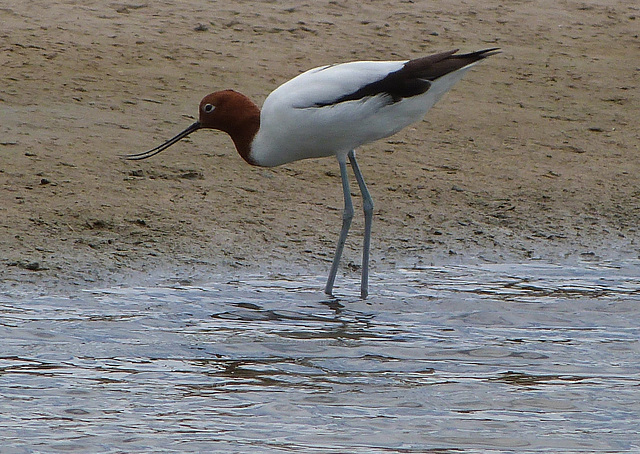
[250,60,478,167]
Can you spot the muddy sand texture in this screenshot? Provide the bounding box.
[1,1,638,295]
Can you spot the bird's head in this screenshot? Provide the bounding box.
[123,90,260,163]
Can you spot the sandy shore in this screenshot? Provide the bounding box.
[1,0,638,296]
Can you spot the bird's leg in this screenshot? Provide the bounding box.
[325,157,354,296]
[348,149,373,299]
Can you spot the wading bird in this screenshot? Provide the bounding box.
[125,48,499,298]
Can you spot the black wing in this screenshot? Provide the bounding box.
[314,48,499,107]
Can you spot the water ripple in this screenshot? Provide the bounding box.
[1,261,639,452]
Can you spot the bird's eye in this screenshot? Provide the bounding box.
[203,104,215,113]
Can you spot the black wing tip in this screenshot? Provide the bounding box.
[457,47,501,59]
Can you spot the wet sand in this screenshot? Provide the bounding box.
[1,0,638,295]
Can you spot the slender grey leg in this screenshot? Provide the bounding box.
[325,157,354,296]
[348,149,373,299]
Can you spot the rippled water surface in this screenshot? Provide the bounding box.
[2,261,639,453]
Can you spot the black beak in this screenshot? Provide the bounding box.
[122,121,201,160]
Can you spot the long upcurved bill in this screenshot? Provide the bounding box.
[122,121,201,160]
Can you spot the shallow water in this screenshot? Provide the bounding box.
[1,261,639,453]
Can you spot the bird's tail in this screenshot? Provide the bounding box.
[405,47,500,81]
